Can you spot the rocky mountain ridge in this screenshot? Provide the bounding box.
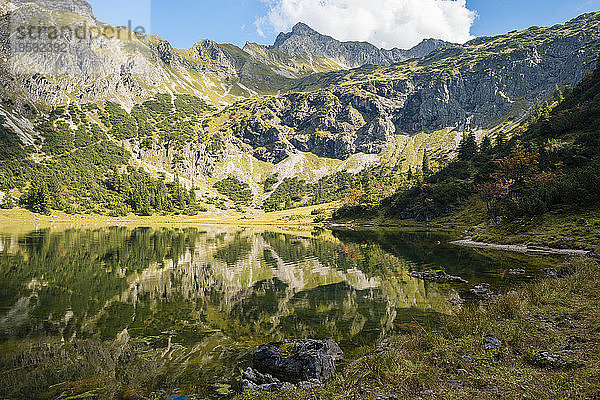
[211,13,600,162]
[270,22,454,68]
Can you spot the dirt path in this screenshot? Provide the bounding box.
[450,238,591,256]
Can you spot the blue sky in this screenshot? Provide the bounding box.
[89,0,600,49]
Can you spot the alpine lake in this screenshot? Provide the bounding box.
[0,225,562,399]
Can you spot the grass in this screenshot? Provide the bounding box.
[234,256,600,399]
[0,203,338,234]
[333,198,600,253]
[472,205,600,253]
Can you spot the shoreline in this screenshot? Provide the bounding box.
[450,238,591,256]
[1,209,596,257]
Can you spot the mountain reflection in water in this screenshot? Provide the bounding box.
[0,226,557,399]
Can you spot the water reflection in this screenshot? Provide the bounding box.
[0,226,557,399]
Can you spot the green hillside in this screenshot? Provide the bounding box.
[333,54,600,250]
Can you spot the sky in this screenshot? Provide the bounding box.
[88,0,600,50]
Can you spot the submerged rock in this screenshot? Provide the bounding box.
[242,339,343,392]
[408,271,469,284]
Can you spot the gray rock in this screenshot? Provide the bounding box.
[241,367,300,392]
[296,379,321,390]
[509,268,526,275]
[484,334,502,351]
[360,387,398,400]
[240,367,282,392]
[449,298,465,306]
[539,352,569,369]
[253,339,343,383]
[471,283,500,300]
[408,271,469,284]
[459,355,475,363]
[485,384,499,392]
[543,268,566,279]
[375,339,393,354]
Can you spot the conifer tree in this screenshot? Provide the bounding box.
[480,136,493,154]
[495,132,507,152]
[458,132,478,161]
[422,149,431,178]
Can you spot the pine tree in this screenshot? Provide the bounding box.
[495,132,507,151]
[480,136,493,154]
[422,149,431,178]
[360,170,378,207]
[0,194,14,209]
[22,184,50,214]
[458,132,478,161]
[172,175,186,211]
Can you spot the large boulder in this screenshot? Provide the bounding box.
[253,339,343,383]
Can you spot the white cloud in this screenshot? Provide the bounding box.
[256,0,476,49]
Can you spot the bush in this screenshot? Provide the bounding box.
[20,185,50,215]
[214,177,253,206]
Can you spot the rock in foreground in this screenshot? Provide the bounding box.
[242,339,343,392]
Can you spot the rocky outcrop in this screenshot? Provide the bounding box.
[190,39,239,77]
[484,334,502,351]
[471,283,499,300]
[254,339,343,382]
[241,339,343,392]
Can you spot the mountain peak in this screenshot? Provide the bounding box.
[291,22,317,35]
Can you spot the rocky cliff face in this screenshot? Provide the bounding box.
[0,0,275,111]
[9,0,94,19]
[271,22,454,68]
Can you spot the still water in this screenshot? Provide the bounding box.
[0,226,559,399]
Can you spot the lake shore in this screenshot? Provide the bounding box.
[0,205,331,233]
[450,238,592,256]
[236,256,600,400]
